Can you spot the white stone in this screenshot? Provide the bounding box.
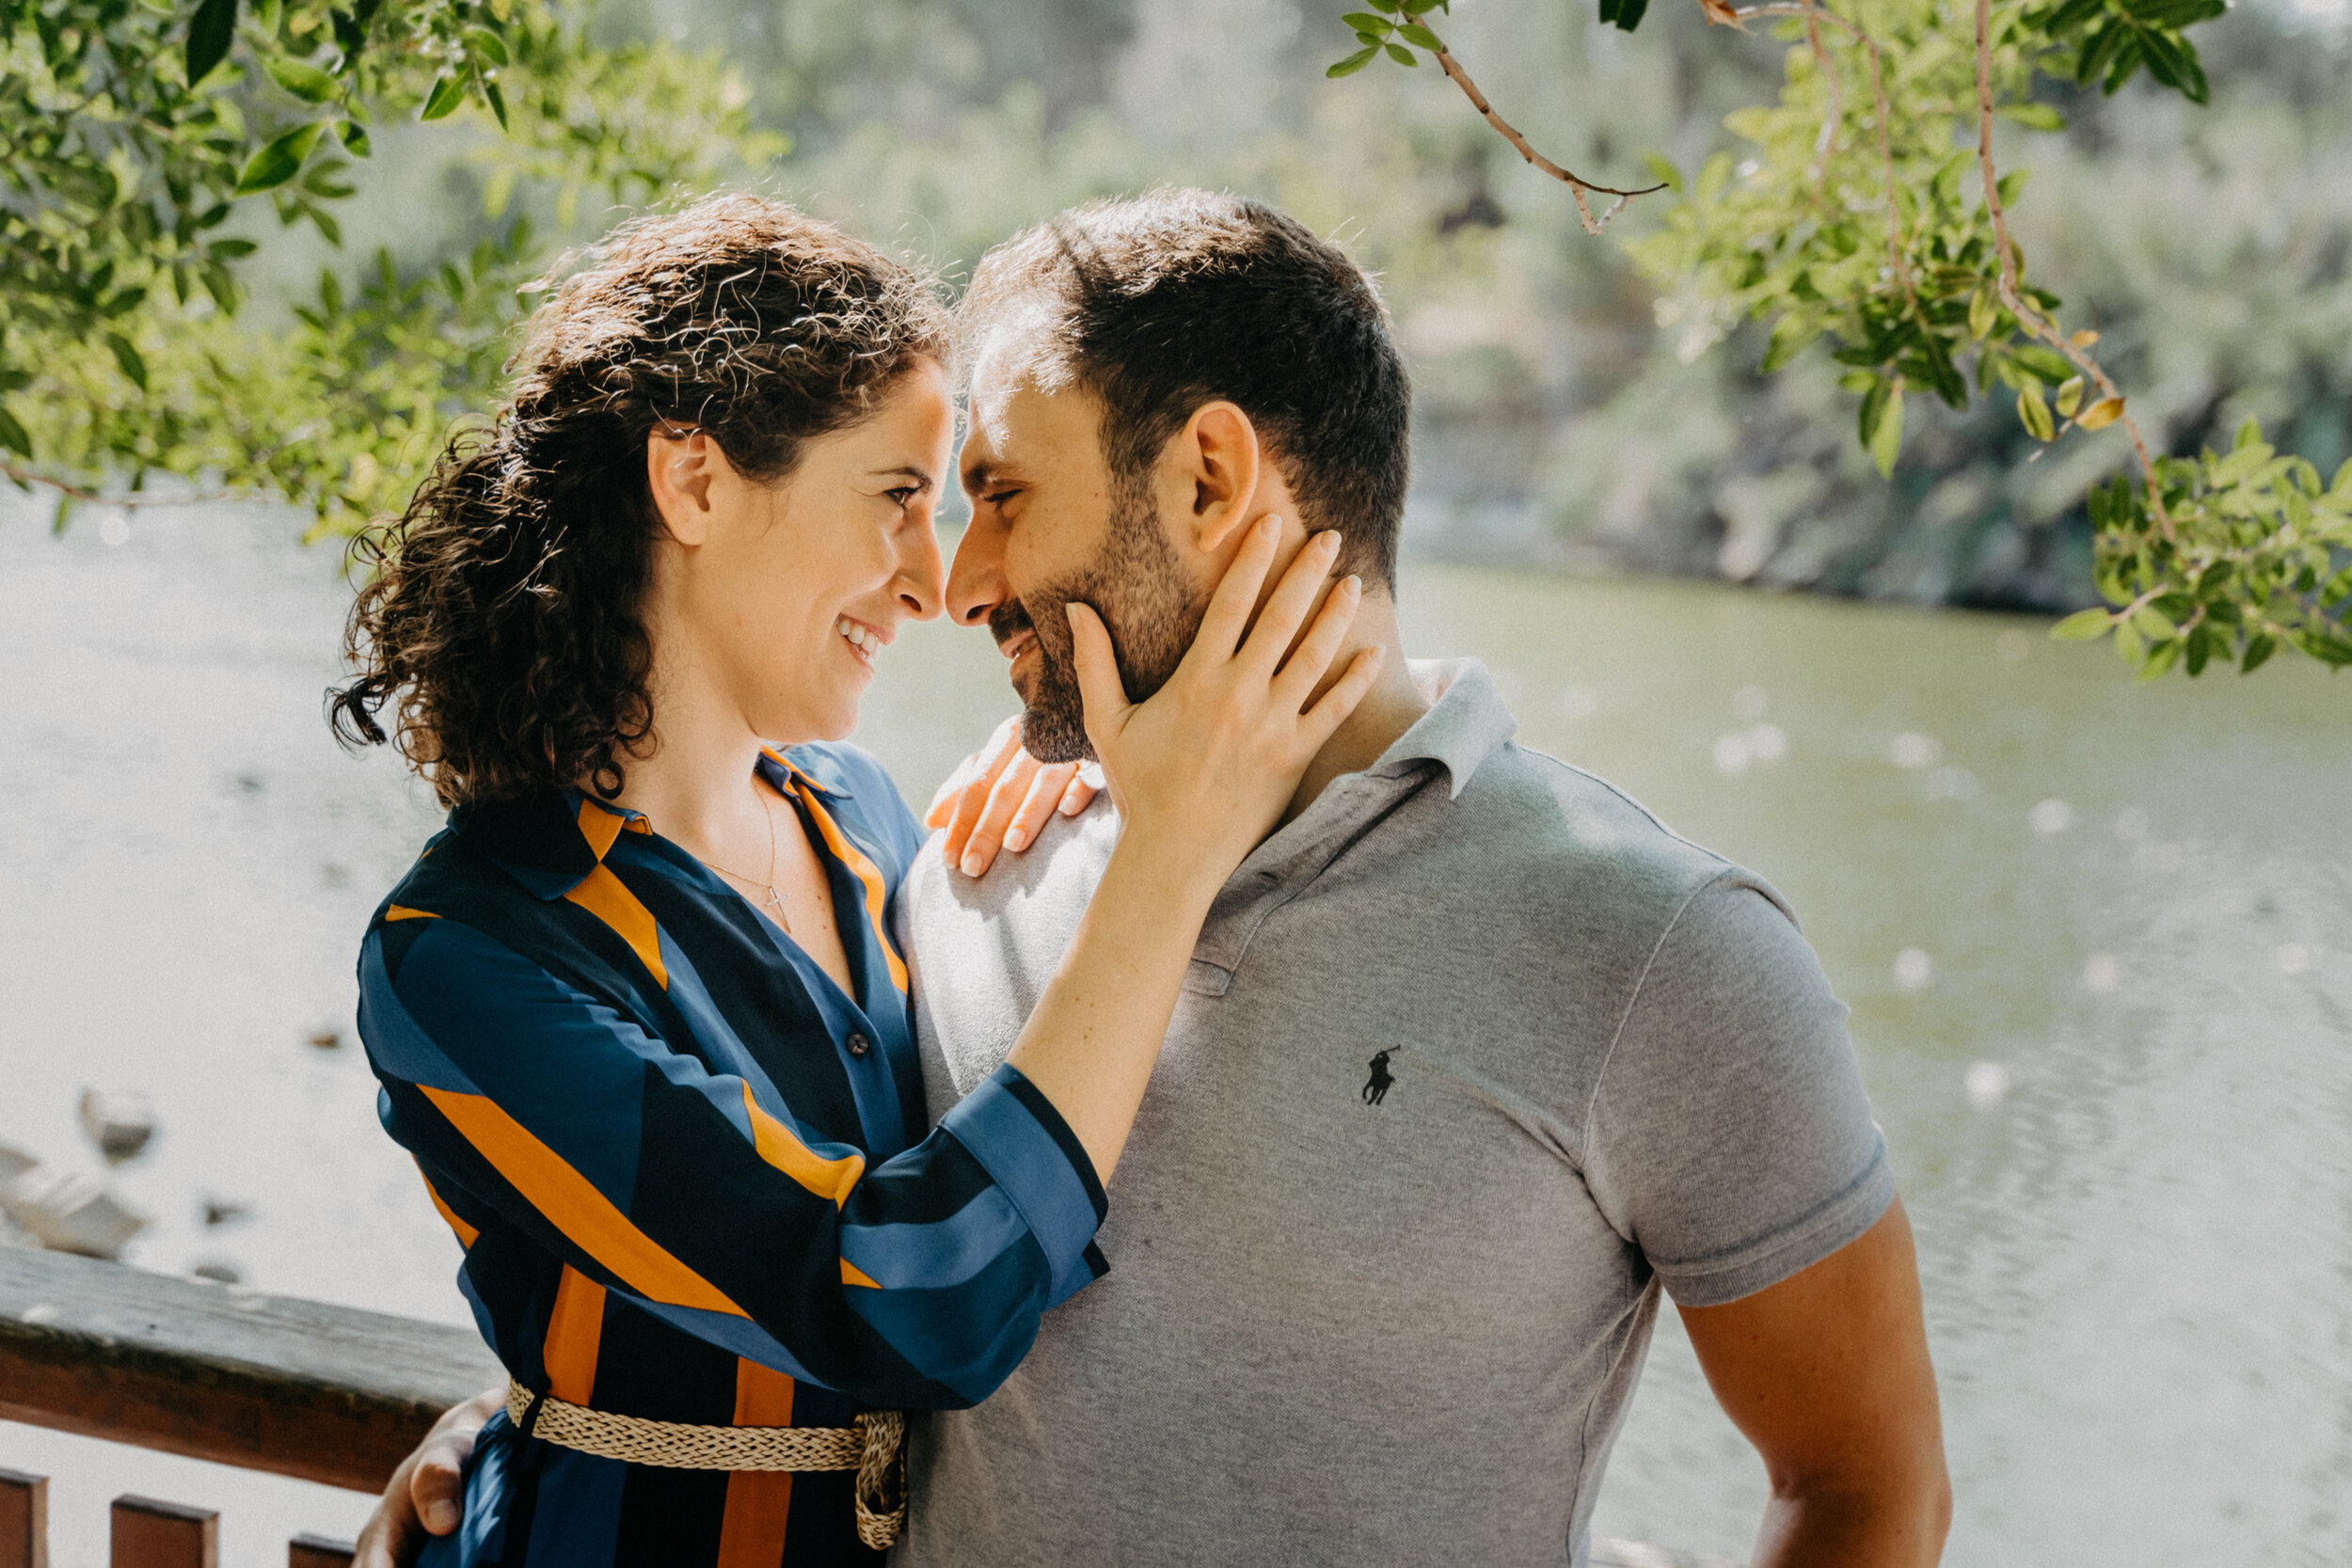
[2,1165,148,1259]
[79,1087,156,1162]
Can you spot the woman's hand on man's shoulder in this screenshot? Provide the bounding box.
[926,716,1101,878]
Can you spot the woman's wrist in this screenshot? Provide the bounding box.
[1100,818,1240,913]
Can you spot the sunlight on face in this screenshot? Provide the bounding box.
[662,360,954,747]
[951,332,1200,762]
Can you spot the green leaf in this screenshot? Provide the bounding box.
[466,26,510,67]
[1762,314,1822,373]
[1385,42,1417,64]
[2137,27,2209,103]
[2052,609,2114,641]
[2076,17,2129,85]
[209,238,258,259]
[2129,0,2226,24]
[1341,11,1392,31]
[2018,384,2055,441]
[1869,381,1905,477]
[338,119,373,157]
[1996,103,2066,132]
[185,0,239,86]
[1603,0,1650,31]
[2184,624,2215,676]
[2239,634,2277,674]
[2102,33,2144,93]
[0,402,31,460]
[1399,23,1443,47]
[1967,287,1999,341]
[420,72,468,120]
[105,333,149,390]
[2056,375,2084,420]
[1327,46,1378,77]
[234,120,323,195]
[2010,342,2074,383]
[266,56,337,103]
[483,77,509,130]
[2042,0,2110,35]
[1858,373,1894,448]
[2137,637,2183,680]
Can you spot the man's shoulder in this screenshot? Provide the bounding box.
[898,800,1117,932]
[1450,742,1772,922]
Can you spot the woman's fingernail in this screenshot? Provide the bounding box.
[961,850,985,877]
[1061,795,1086,816]
[1318,530,1342,552]
[1005,829,1027,851]
[425,1500,460,1532]
[1343,574,1362,594]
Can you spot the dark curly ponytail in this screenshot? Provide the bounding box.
[329,196,952,806]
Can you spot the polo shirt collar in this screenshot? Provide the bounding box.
[1363,658,1518,800]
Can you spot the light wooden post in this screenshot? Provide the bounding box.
[109,1497,217,1568]
[0,1468,47,1568]
[288,1534,356,1568]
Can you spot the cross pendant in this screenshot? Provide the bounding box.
[762,884,790,933]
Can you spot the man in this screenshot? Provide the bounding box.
[365,189,1948,1567]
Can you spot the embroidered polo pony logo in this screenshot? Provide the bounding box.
[1362,1049,1396,1106]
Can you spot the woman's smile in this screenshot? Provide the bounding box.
[834,613,890,669]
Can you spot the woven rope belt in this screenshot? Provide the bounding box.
[504,1380,906,1548]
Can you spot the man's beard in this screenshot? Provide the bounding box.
[991,475,1202,765]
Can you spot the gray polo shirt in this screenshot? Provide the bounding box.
[892,659,1893,1567]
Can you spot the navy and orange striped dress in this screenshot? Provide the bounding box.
[356,742,1108,1568]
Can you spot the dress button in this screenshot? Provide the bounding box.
[847,1033,870,1057]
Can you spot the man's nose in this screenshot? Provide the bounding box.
[946,513,1008,628]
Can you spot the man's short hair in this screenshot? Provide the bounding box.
[962,188,1412,587]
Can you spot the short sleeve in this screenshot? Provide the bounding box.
[1582,873,1894,1307]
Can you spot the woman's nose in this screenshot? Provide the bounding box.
[894,519,946,621]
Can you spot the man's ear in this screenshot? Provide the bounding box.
[646,427,722,546]
[1161,401,1263,557]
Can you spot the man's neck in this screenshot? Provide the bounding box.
[1279,591,1427,828]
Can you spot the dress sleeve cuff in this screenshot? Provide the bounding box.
[937,1064,1109,1307]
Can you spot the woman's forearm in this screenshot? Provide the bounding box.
[1001,828,1228,1182]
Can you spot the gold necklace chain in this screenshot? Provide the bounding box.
[705,788,791,933]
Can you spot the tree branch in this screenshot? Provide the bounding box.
[1401,9,1665,235]
[2,461,224,509]
[1731,3,1916,314]
[1970,0,2172,539]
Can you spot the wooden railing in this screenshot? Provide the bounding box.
[0,1244,500,1567]
[1,1244,1741,1568]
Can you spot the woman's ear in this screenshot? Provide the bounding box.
[646,427,720,545]
[1165,401,1262,557]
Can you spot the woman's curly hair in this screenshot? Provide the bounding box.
[329,196,952,806]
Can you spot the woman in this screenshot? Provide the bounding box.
[331,195,1377,1567]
